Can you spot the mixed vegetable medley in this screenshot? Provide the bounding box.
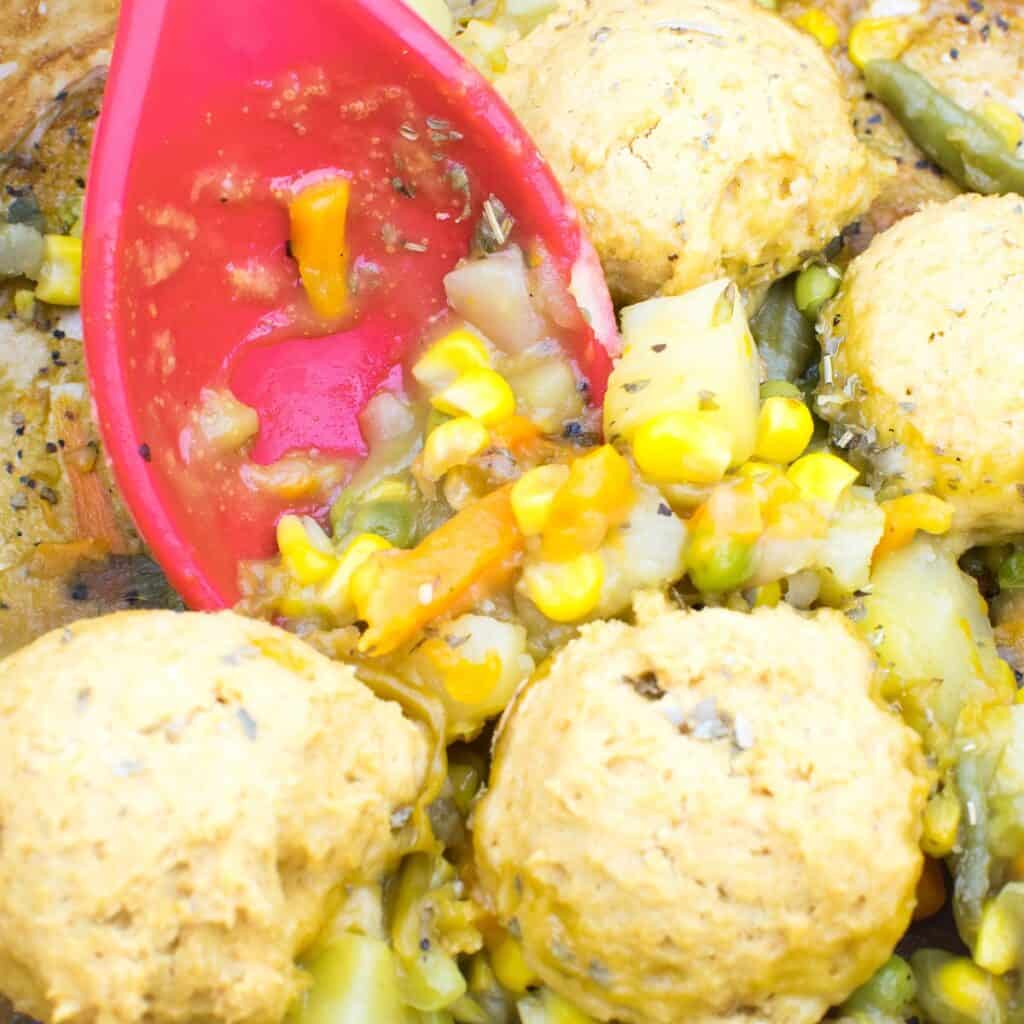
[2,0,1024,1022]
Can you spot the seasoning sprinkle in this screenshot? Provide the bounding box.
[399,122,419,141]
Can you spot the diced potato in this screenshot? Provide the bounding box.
[193,388,260,453]
[595,482,688,618]
[815,486,885,605]
[444,247,547,355]
[503,354,583,433]
[861,537,1015,741]
[606,279,760,467]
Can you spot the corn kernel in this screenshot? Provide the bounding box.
[754,397,814,465]
[875,492,954,561]
[975,900,1018,975]
[934,958,1006,1015]
[422,416,491,481]
[432,368,516,426]
[914,857,947,921]
[795,8,840,48]
[848,16,915,70]
[754,581,782,607]
[511,464,570,536]
[978,100,1023,152]
[277,514,338,585]
[35,235,82,306]
[523,552,604,623]
[922,789,961,858]
[320,532,393,613]
[542,445,634,560]
[289,178,351,319]
[13,289,35,321]
[413,328,492,392]
[786,452,858,507]
[633,411,732,485]
[490,935,537,994]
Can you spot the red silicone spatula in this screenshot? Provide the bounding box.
[82,0,619,610]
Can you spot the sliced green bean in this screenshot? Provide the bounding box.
[864,59,1024,195]
[750,276,818,384]
[840,955,916,1017]
[955,754,992,948]
[290,934,410,1024]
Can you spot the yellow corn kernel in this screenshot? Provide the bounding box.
[786,452,858,507]
[874,492,954,561]
[934,958,1006,1015]
[633,411,732,485]
[432,368,516,426]
[975,900,1018,975]
[922,789,961,858]
[14,289,35,321]
[289,177,351,319]
[754,396,814,465]
[412,328,492,392]
[34,235,82,306]
[754,581,782,607]
[795,8,840,48]
[978,100,1023,152]
[490,935,537,994]
[277,514,338,585]
[511,464,570,536]
[848,16,915,69]
[422,416,491,481]
[523,552,604,623]
[320,532,393,613]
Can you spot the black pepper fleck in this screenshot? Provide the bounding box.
[138,443,152,462]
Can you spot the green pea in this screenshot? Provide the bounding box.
[794,264,841,320]
[333,476,418,548]
[998,549,1024,591]
[688,533,755,594]
[841,955,916,1016]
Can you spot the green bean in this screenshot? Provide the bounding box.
[794,264,841,320]
[400,945,468,1013]
[863,60,1024,195]
[750,276,818,384]
[468,953,513,1024]
[840,955,916,1017]
[999,550,1024,591]
[911,949,1008,1024]
[290,934,410,1024]
[955,754,992,948]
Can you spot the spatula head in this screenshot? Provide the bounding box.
[83,0,618,609]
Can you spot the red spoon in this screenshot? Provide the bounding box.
[82,0,619,610]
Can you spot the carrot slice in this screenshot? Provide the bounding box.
[353,484,523,656]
